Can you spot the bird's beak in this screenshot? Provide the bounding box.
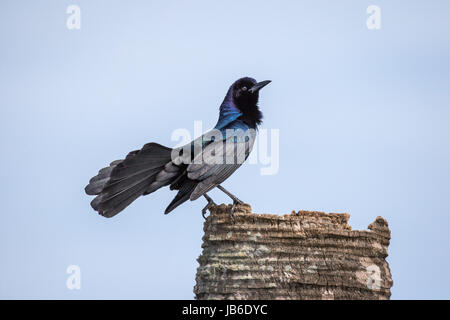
[249,80,271,93]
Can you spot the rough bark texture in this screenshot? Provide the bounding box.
[194,204,393,300]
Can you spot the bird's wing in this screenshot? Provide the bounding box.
[187,129,256,200]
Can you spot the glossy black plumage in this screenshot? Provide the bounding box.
[85,77,270,217]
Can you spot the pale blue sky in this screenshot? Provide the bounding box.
[1,0,449,299]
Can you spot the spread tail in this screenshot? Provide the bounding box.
[85,142,175,218]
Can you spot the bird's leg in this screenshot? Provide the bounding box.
[216,185,243,222]
[216,185,244,204]
[202,194,216,220]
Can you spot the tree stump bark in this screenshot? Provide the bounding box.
[194,204,393,300]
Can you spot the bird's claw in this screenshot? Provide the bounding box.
[202,200,216,220]
[229,199,243,223]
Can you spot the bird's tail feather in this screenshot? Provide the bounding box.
[85,143,173,218]
[164,180,197,215]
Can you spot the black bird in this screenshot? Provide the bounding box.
[85,77,271,219]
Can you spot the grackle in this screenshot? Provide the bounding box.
[85,77,271,220]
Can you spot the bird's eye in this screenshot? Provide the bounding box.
[242,86,247,91]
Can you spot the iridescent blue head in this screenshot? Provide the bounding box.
[218,77,271,129]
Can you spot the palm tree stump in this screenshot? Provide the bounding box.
[194,204,393,300]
